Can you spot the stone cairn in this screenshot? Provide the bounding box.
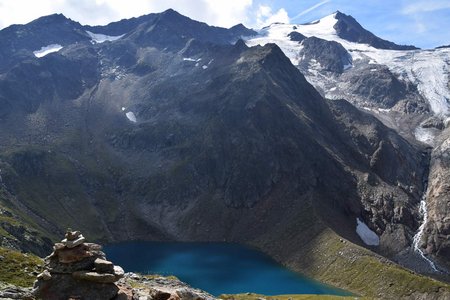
[34,229,125,300]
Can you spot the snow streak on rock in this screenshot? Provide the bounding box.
[33,44,63,57]
[86,31,124,44]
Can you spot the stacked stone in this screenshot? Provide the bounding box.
[34,229,125,300]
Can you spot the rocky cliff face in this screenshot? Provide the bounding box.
[0,8,448,298]
[423,129,450,269]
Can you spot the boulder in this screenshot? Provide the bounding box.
[36,269,51,281]
[176,288,204,300]
[150,289,179,300]
[114,265,125,278]
[95,258,114,273]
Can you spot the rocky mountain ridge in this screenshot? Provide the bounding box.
[0,8,449,299]
[246,11,450,270]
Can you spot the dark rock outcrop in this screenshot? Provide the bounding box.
[288,31,306,42]
[299,36,352,73]
[339,64,426,110]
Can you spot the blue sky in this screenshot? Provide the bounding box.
[0,0,449,48]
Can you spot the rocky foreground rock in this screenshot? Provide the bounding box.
[30,230,216,300]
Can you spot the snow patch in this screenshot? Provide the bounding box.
[121,107,126,111]
[440,138,450,152]
[202,65,208,70]
[86,31,124,43]
[356,218,380,246]
[126,112,137,123]
[329,87,337,92]
[414,127,436,146]
[183,57,201,62]
[33,44,63,58]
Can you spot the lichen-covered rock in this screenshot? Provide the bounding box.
[0,283,34,300]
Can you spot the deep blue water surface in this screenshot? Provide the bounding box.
[104,241,350,296]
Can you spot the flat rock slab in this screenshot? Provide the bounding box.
[94,258,114,273]
[73,271,117,283]
[56,244,92,264]
[62,235,86,248]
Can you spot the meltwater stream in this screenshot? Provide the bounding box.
[104,241,351,296]
[412,193,440,272]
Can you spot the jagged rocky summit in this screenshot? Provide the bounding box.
[32,230,216,300]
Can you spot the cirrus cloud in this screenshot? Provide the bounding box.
[401,0,450,14]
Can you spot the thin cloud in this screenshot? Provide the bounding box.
[291,0,331,21]
[0,0,253,29]
[402,0,450,14]
[255,5,289,28]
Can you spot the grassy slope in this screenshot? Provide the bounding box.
[234,196,450,300]
[283,228,450,299]
[0,247,43,287]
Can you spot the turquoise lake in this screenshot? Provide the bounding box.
[104,241,350,296]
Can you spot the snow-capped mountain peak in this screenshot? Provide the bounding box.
[246,11,450,123]
[298,12,339,38]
